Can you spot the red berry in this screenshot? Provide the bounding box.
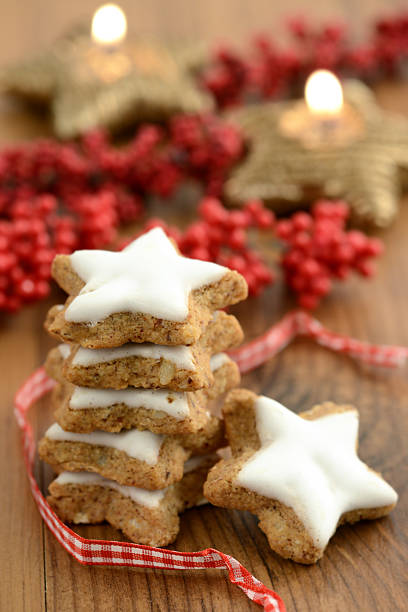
[36,264,52,280]
[292,211,313,232]
[298,293,320,310]
[299,258,321,277]
[310,275,332,296]
[36,195,57,216]
[356,260,375,277]
[183,222,210,247]
[34,280,50,298]
[226,210,250,229]
[347,230,365,251]
[254,208,275,229]
[283,249,303,269]
[293,231,311,250]
[363,238,384,257]
[199,197,228,225]
[334,243,355,263]
[226,254,247,275]
[189,247,210,261]
[16,277,36,300]
[228,228,246,250]
[244,199,264,218]
[276,219,294,241]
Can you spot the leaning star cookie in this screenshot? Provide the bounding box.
[50,354,239,434]
[45,228,247,348]
[45,311,243,391]
[47,455,216,546]
[204,389,398,564]
[39,423,189,489]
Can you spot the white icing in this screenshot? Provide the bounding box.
[72,342,195,370]
[56,304,64,311]
[236,396,398,550]
[55,471,166,507]
[65,227,227,323]
[58,344,71,359]
[69,386,189,420]
[210,353,229,371]
[45,423,163,465]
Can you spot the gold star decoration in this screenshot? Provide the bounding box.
[225,81,408,227]
[0,26,213,138]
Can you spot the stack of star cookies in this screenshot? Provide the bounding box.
[39,228,248,546]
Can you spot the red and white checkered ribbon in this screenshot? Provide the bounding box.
[230,309,408,373]
[14,367,285,612]
[15,311,407,611]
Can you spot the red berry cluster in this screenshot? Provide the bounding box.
[169,114,244,195]
[121,198,276,297]
[277,201,384,310]
[201,12,408,108]
[0,116,243,313]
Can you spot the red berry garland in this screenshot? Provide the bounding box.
[201,12,408,108]
[0,116,243,313]
[0,126,384,314]
[277,201,383,310]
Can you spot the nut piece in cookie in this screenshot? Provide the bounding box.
[46,228,248,348]
[204,389,398,564]
[47,455,217,546]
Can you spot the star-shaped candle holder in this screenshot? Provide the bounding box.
[225,80,408,227]
[0,22,212,138]
[204,389,398,564]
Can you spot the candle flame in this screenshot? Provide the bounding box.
[305,70,343,115]
[91,4,127,46]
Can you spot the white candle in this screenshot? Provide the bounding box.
[91,3,127,48]
[305,69,343,118]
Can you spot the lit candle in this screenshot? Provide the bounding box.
[87,3,130,82]
[279,69,362,149]
[91,3,127,49]
[305,70,343,118]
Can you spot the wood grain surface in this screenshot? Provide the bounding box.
[1,1,408,611]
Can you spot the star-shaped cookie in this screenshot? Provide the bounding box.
[0,26,212,138]
[46,227,247,347]
[204,389,398,564]
[225,81,408,227]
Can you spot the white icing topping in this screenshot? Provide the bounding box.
[58,344,71,359]
[45,423,163,465]
[210,353,229,371]
[54,471,166,507]
[236,396,398,550]
[72,342,195,370]
[65,227,227,323]
[69,386,189,420]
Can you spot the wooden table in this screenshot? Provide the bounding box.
[1,1,408,610]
